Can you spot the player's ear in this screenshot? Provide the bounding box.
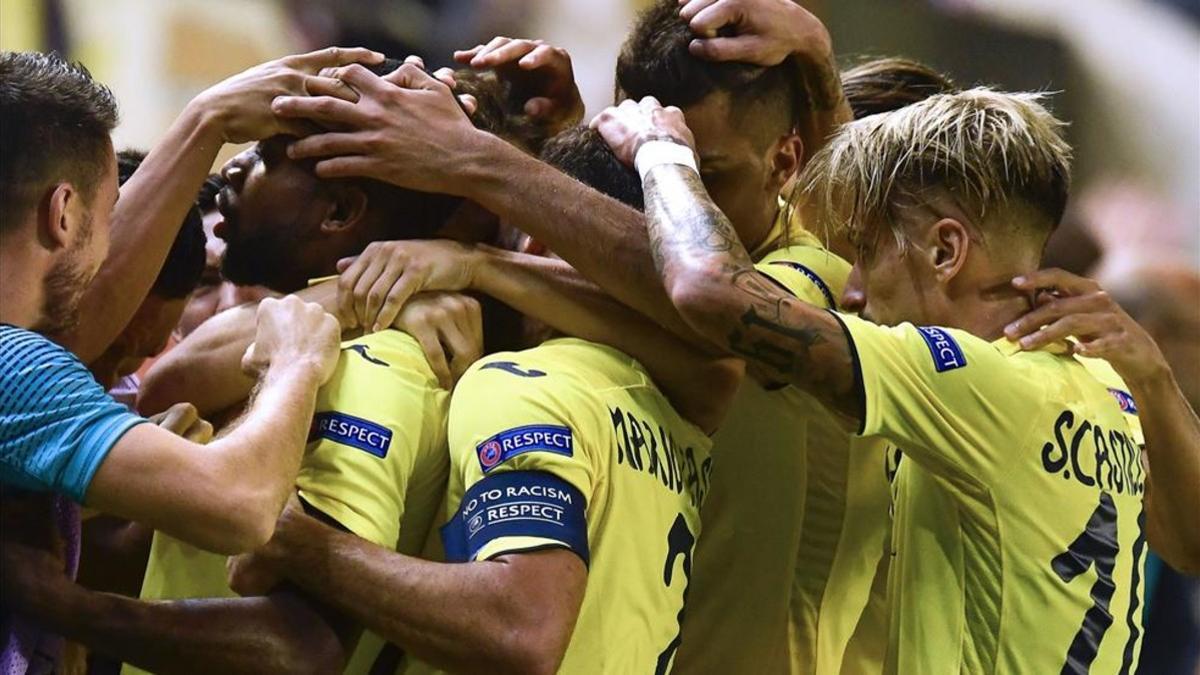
[42,182,76,250]
[929,217,970,283]
[769,133,804,191]
[319,183,369,234]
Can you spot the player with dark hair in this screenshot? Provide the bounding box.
[840,56,959,120]
[0,47,382,674]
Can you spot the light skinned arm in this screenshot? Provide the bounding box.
[335,239,743,432]
[87,296,341,554]
[229,502,585,675]
[1005,268,1200,573]
[54,47,384,363]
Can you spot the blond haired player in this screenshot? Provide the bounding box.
[582,87,1200,673]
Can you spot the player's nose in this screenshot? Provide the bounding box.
[840,265,866,314]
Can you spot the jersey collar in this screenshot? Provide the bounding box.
[751,198,824,260]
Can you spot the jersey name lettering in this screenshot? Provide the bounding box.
[609,405,711,509]
[1041,409,1144,496]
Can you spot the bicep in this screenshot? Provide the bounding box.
[84,424,234,551]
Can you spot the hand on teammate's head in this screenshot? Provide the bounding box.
[197,46,383,144]
[679,0,832,66]
[590,97,697,167]
[454,37,585,134]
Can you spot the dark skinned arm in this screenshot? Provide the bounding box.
[229,504,585,675]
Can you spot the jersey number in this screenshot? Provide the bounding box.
[1051,493,1144,675]
[655,514,695,675]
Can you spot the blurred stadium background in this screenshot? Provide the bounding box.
[2,0,1198,671]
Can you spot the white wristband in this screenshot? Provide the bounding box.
[635,140,698,181]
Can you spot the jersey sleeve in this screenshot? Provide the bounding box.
[755,246,851,309]
[0,327,147,503]
[834,313,1035,478]
[296,336,449,549]
[440,359,599,565]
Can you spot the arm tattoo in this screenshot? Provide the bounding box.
[641,164,862,421]
[643,168,748,275]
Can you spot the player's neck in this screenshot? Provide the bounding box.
[948,277,1036,342]
[0,238,45,329]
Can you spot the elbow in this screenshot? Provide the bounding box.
[488,612,571,675]
[666,267,745,352]
[201,488,281,555]
[136,358,187,416]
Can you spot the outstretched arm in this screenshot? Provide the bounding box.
[228,502,584,675]
[54,47,383,363]
[2,540,348,675]
[333,239,743,432]
[1005,269,1200,573]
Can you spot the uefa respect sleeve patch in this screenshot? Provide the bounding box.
[476,424,573,473]
[440,470,589,565]
[916,326,967,373]
[1108,388,1139,415]
[309,411,393,458]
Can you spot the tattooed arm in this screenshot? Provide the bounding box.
[596,98,862,421]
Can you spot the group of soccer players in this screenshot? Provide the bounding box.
[2,0,1198,673]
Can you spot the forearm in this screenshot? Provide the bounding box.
[40,586,342,675]
[474,246,741,431]
[641,163,860,418]
[793,44,853,158]
[461,135,701,343]
[139,283,337,416]
[1133,369,1200,570]
[270,516,553,674]
[59,102,225,363]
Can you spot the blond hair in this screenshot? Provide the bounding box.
[798,87,1073,250]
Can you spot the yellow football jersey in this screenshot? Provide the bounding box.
[836,314,1147,674]
[124,330,448,675]
[429,337,712,674]
[675,215,891,675]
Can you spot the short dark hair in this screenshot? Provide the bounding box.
[0,51,119,232]
[541,127,643,210]
[117,149,207,299]
[616,0,805,137]
[841,57,959,120]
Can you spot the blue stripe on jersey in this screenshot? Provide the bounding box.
[767,261,838,308]
[0,324,146,502]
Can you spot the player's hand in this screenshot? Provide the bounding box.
[193,47,385,144]
[274,63,482,196]
[148,403,215,444]
[242,296,341,385]
[395,293,484,390]
[335,239,479,332]
[591,97,697,167]
[680,0,833,66]
[454,37,584,133]
[1005,268,1171,386]
[227,493,304,596]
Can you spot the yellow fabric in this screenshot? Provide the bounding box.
[676,210,891,675]
[838,314,1148,674]
[403,338,712,675]
[125,330,449,675]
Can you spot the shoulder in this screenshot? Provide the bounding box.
[756,245,852,309]
[332,330,442,393]
[0,325,104,404]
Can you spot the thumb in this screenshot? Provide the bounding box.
[337,256,357,273]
